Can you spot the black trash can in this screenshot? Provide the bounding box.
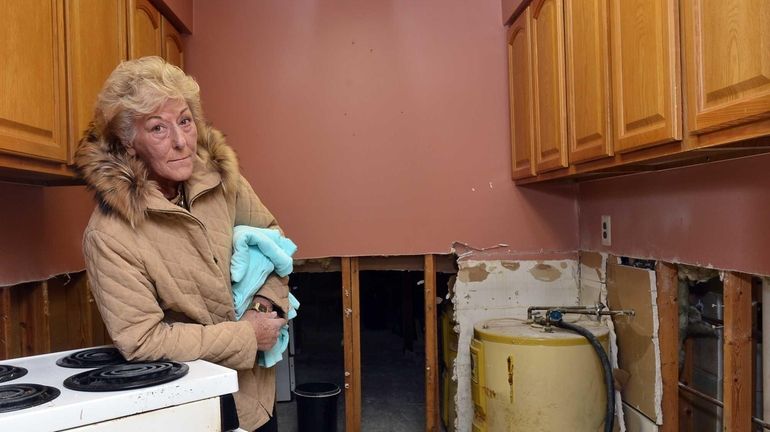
[293,382,341,432]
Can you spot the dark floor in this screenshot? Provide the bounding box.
[276,329,428,432]
[276,271,447,432]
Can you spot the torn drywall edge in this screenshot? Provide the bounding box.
[451,258,580,432]
[623,402,660,432]
[649,269,664,425]
[606,310,627,431]
[452,241,578,262]
[606,260,663,424]
[600,253,627,430]
[579,251,609,306]
[455,260,580,311]
[581,248,770,279]
[579,250,607,283]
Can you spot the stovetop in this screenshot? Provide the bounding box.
[0,346,238,432]
[55,346,126,369]
[63,360,189,391]
[0,365,28,383]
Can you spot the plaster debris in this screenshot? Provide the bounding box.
[650,271,663,425]
[528,263,562,282]
[678,264,718,283]
[606,317,627,432]
[457,262,489,283]
[501,261,520,271]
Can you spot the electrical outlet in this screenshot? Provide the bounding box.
[601,215,612,246]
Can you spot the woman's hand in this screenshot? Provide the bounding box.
[241,309,287,351]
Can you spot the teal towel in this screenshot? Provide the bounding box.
[231,225,299,367]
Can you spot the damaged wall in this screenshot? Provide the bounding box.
[579,252,663,432]
[0,183,92,286]
[184,0,579,259]
[579,153,770,276]
[451,254,580,432]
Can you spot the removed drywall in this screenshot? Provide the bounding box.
[451,256,579,432]
[578,251,627,432]
[607,262,663,424]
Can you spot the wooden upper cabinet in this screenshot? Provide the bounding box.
[129,0,162,59]
[683,0,770,138]
[0,0,67,162]
[609,0,681,153]
[564,0,612,164]
[531,0,568,172]
[161,17,184,69]
[508,8,535,179]
[65,0,127,163]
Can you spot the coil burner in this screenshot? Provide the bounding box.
[63,361,189,392]
[0,383,60,413]
[56,347,127,369]
[0,365,27,384]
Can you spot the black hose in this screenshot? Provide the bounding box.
[553,319,615,432]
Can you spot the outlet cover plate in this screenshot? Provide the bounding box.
[601,215,612,246]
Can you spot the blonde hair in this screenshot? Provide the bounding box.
[94,56,204,151]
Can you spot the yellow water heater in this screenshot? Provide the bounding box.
[470,318,609,432]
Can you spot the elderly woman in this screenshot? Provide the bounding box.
[75,56,287,432]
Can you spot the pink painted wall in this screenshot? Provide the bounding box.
[0,184,92,286]
[579,153,770,276]
[184,0,579,259]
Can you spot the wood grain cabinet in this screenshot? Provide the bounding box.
[682,0,770,147]
[0,0,184,184]
[0,0,68,164]
[609,0,681,153]
[162,16,184,69]
[564,0,612,164]
[65,0,127,163]
[129,0,185,68]
[129,0,162,60]
[507,8,536,180]
[506,0,693,183]
[531,0,568,172]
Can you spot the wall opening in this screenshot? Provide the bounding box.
[278,268,454,431]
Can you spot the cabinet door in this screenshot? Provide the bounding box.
[683,0,770,136]
[531,0,568,172]
[565,0,612,164]
[161,17,184,70]
[66,0,127,163]
[129,0,162,59]
[610,0,681,152]
[508,8,535,179]
[0,0,67,162]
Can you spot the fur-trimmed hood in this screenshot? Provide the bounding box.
[75,123,240,226]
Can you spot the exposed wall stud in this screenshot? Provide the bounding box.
[342,257,361,431]
[655,261,678,432]
[424,254,439,431]
[723,272,752,432]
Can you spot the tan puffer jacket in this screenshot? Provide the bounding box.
[76,124,287,431]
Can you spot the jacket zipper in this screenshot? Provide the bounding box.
[150,208,219,266]
[149,183,224,265]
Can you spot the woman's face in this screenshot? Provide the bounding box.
[129,98,198,197]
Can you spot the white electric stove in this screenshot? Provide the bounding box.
[0,346,240,432]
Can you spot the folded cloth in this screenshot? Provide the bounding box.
[265,292,299,367]
[231,225,299,367]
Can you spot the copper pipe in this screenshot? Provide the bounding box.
[678,382,770,430]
